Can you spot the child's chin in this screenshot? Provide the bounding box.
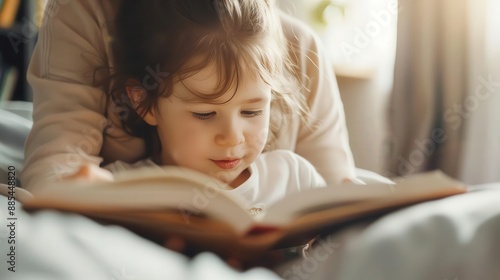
[216,174,236,185]
[205,170,236,184]
[203,168,248,188]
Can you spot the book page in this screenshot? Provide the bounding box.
[25,166,256,233]
[260,170,466,226]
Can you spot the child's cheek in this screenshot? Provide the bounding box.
[168,149,182,163]
[248,127,269,155]
[256,127,269,147]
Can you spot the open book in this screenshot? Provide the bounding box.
[23,167,466,261]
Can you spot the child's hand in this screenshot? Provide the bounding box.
[63,164,114,182]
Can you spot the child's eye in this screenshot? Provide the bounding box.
[241,110,263,117]
[192,112,215,120]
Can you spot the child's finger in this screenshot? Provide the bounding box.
[163,236,187,253]
[63,164,114,182]
[225,258,243,271]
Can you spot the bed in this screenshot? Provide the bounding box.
[1,102,499,280]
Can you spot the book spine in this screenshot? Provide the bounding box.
[35,0,48,28]
[0,0,21,29]
[0,65,19,102]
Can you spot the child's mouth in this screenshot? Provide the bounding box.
[211,159,241,169]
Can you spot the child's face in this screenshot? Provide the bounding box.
[144,65,271,187]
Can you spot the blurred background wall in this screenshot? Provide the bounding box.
[279,0,500,184]
[279,0,397,175]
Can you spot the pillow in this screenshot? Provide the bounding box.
[0,104,33,187]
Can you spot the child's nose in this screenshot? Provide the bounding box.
[215,121,245,147]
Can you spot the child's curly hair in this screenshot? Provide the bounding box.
[107,0,307,156]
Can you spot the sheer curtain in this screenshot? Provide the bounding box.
[388,0,500,184]
[459,0,500,184]
[279,0,398,174]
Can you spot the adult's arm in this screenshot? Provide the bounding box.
[22,0,143,191]
[279,13,356,184]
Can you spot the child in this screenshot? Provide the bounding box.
[19,0,356,271]
[102,0,327,210]
[23,0,356,192]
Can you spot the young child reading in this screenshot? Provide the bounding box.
[23,0,357,192]
[101,0,326,209]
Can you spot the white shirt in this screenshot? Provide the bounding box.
[104,150,326,212]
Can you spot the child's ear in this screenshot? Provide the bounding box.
[125,84,158,126]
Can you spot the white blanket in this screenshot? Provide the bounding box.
[278,185,500,280]
[0,103,33,187]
